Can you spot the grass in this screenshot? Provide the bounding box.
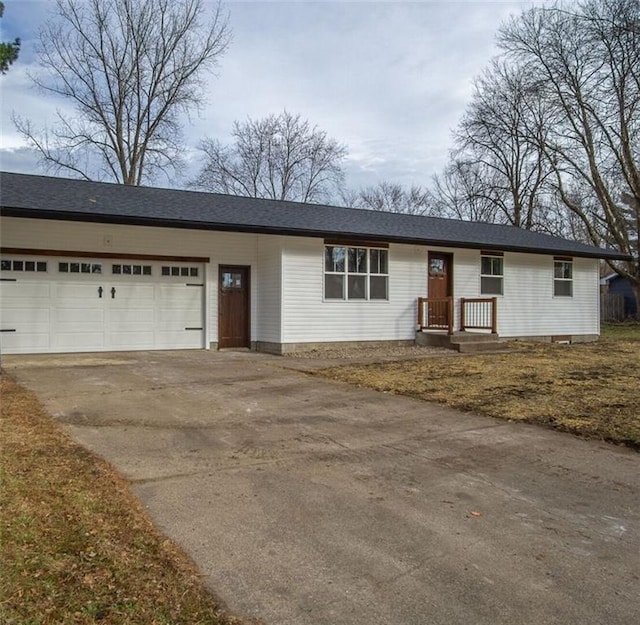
[0,373,242,625]
[318,322,640,448]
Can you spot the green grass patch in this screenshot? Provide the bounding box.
[601,321,640,341]
[0,374,243,625]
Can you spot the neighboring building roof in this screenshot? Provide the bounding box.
[0,171,630,260]
[600,272,619,285]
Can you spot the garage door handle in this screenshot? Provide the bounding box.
[98,286,103,298]
[111,287,116,299]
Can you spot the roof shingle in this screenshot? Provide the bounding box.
[0,171,629,260]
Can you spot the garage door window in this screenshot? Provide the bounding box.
[112,264,152,276]
[59,262,102,274]
[161,265,199,277]
[1,259,48,272]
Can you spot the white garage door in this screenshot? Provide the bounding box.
[0,255,205,354]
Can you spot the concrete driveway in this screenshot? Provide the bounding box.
[4,349,639,625]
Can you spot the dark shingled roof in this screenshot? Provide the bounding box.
[0,171,629,260]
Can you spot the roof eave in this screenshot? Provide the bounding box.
[1,207,631,261]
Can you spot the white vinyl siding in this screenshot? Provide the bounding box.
[498,253,597,336]
[1,217,602,351]
[256,236,283,343]
[0,217,260,348]
[425,247,599,338]
[282,238,425,343]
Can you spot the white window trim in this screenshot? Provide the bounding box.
[553,259,573,297]
[323,245,389,302]
[480,254,504,296]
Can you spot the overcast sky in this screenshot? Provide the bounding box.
[0,0,543,192]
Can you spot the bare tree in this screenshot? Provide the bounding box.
[193,111,347,203]
[14,0,230,185]
[350,181,431,215]
[430,159,501,223]
[499,0,640,310]
[452,60,558,231]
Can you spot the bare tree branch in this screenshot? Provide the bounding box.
[13,0,230,185]
[192,111,347,204]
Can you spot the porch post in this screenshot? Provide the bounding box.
[491,297,498,334]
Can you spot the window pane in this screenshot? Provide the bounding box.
[91,264,102,274]
[370,275,388,299]
[481,276,503,295]
[348,275,366,299]
[37,262,47,272]
[25,261,35,271]
[554,261,572,279]
[370,249,379,274]
[324,274,344,299]
[481,256,503,276]
[143,266,152,276]
[13,261,23,271]
[325,246,345,272]
[123,264,132,275]
[429,258,445,276]
[554,280,573,297]
[369,249,388,274]
[1,260,11,271]
[348,248,367,273]
[112,264,122,274]
[81,263,91,273]
[379,250,388,274]
[189,267,198,277]
[70,263,80,273]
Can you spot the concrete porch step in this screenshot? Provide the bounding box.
[455,340,506,354]
[449,331,499,343]
[416,331,505,353]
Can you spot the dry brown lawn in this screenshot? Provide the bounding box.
[0,374,243,625]
[318,324,640,448]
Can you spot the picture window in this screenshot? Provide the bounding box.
[324,246,388,300]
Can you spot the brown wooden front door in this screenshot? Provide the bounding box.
[218,265,250,348]
[427,252,453,328]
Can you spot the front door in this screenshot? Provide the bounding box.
[427,252,453,328]
[218,265,250,348]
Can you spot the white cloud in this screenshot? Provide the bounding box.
[1,0,540,191]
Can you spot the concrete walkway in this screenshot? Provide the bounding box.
[4,349,639,625]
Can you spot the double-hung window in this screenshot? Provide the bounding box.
[554,258,573,297]
[480,253,504,295]
[324,245,388,300]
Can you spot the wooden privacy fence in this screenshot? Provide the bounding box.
[600,293,625,321]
